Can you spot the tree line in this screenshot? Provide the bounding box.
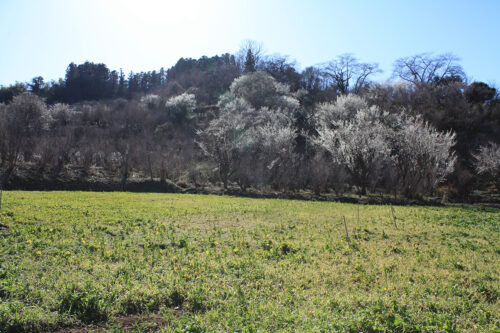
[0,43,499,200]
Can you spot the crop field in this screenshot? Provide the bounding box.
[0,191,499,332]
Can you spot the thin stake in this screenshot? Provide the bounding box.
[357,204,360,226]
[391,205,397,230]
[343,216,350,243]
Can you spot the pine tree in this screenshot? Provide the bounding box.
[118,69,126,98]
[244,49,256,73]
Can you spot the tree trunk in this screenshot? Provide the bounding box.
[120,154,129,191]
[121,168,128,191]
[160,160,166,183]
[147,154,153,181]
[360,184,367,196]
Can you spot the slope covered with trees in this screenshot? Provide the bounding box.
[0,45,499,202]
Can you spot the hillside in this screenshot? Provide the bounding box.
[1,52,499,203]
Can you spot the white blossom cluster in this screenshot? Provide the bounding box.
[473,142,500,191]
[316,95,456,194]
[198,72,298,189]
[165,93,196,121]
[140,94,163,110]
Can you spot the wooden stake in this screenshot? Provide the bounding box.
[343,216,350,243]
[391,205,397,230]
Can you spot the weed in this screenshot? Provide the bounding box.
[57,286,109,323]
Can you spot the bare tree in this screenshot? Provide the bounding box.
[365,82,413,114]
[262,55,301,90]
[0,93,50,183]
[236,40,265,74]
[110,141,135,190]
[392,53,465,88]
[301,66,329,91]
[0,103,8,168]
[323,54,381,94]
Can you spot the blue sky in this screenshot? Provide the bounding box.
[1,0,499,86]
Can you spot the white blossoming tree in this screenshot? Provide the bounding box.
[249,107,297,190]
[140,94,163,110]
[317,104,392,195]
[392,114,457,196]
[314,94,369,130]
[473,142,500,192]
[229,71,300,111]
[196,107,249,190]
[316,94,457,197]
[165,93,196,123]
[197,72,298,191]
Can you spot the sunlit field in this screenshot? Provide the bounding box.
[0,191,498,332]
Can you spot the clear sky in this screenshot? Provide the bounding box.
[1,0,499,87]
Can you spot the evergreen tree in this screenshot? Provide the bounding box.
[117,69,126,98]
[244,49,256,73]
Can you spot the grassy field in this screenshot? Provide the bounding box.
[0,191,498,332]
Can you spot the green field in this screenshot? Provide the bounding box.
[0,192,498,332]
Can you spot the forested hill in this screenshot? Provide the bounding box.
[0,47,499,202]
[0,53,240,106]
